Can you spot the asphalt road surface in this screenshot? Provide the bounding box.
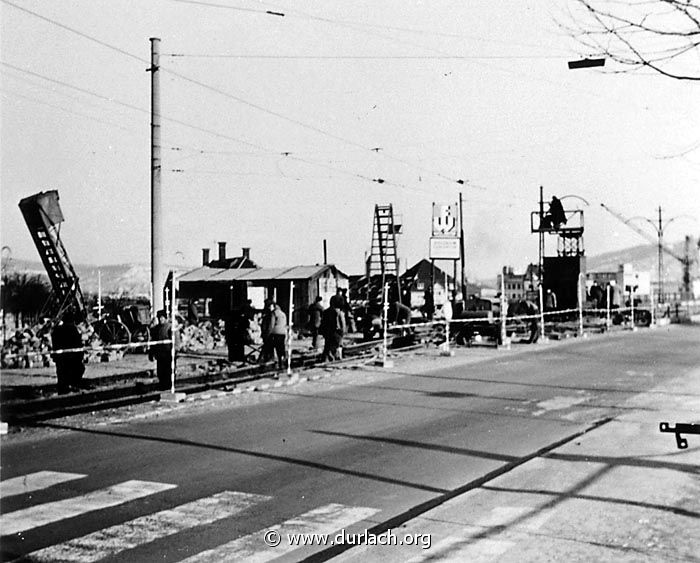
[2,325,699,562]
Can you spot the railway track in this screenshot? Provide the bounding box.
[1,338,417,427]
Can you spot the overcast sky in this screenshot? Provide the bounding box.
[2,0,699,280]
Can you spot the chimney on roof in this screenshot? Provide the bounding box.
[202,248,210,266]
[242,247,250,260]
[218,241,226,263]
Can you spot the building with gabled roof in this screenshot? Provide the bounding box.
[176,263,348,326]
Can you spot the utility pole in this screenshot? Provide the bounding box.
[459,192,467,303]
[683,236,691,296]
[538,186,545,289]
[658,206,664,304]
[149,37,163,314]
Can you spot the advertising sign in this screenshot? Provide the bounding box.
[432,203,458,237]
[430,237,460,260]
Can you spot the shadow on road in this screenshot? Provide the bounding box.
[30,422,448,494]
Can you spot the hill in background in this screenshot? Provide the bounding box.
[4,238,698,296]
[2,259,165,297]
[587,238,699,285]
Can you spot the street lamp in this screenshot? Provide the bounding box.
[567,58,605,69]
[628,208,696,304]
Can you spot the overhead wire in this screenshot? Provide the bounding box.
[0,61,465,200]
[0,88,135,132]
[167,0,284,17]
[2,0,474,189]
[2,0,572,205]
[164,54,567,60]
[0,0,147,64]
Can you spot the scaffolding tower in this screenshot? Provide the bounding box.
[366,204,402,303]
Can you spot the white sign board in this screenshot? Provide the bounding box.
[430,237,460,260]
[432,203,458,236]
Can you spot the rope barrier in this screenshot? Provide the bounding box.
[1,339,173,360]
[0,305,653,363]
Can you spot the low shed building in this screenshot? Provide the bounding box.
[177,264,348,326]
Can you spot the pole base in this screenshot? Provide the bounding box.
[160,391,186,402]
[0,422,8,435]
[374,358,394,368]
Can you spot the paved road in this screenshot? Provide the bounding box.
[2,325,699,562]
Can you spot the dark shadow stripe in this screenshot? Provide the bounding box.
[312,429,518,463]
[301,417,614,562]
[544,452,700,475]
[31,422,447,494]
[480,485,700,519]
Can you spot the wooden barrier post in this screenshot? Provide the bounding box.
[170,272,176,393]
[538,284,545,343]
[441,299,454,356]
[500,274,509,349]
[287,281,294,375]
[375,283,394,368]
[162,271,185,402]
[578,273,584,338]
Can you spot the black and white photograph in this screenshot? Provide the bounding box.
[1,1,699,561]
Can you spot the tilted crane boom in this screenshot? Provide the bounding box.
[600,203,696,295]
[18,190,86,322]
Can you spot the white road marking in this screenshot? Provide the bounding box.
[181,503,379,563]
[533,395,589,416]
[1,480,176,536]
[20,490,271,563]
[1,472,86,499]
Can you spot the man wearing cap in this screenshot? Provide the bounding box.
[51,309,85,393]
[149,310,173,390]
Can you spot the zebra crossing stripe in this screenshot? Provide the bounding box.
[19,491,271,563]
[181,503,380,563]
[1,480,176,536]
[1,472,86,499]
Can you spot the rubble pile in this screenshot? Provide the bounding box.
[178,320,226,352]
[0,322,123,369]
[1,326,53,368]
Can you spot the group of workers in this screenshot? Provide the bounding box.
[222,288,355,371]
[52,278,609,394]
[50,307,175,393]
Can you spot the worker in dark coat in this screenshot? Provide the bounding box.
[149,310,173,391]
[225,308,247,363]
[589,281,604,309]
[422,289,434,320]
[51,309,85,394]
[541,196,567,231]
[517,299,540,343]
[321,295,346,361]
[307,296,324,349]
[340,288,356,333]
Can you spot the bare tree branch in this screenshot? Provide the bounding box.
[565,0,700,80]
